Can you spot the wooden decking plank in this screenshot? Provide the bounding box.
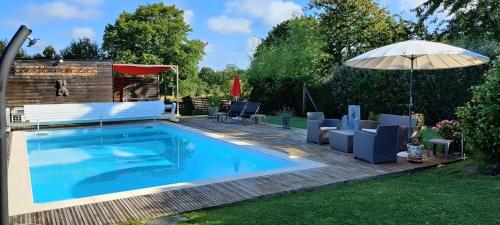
[140,193,169,215]
[156,191,183,213]
[181,187,215,209]
[74,205,93,225]
[87,202,106,225]
[95,202,117,225]
[170,189,199,211]
[128,195,156,217]
[109,199,135,222]
[117,198,145,220]
[101,201,123,224]
[135,195,160,217]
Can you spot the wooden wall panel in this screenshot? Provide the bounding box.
[113,75,159,102]
[5,60,113,108]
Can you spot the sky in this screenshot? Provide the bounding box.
[0,0,428,70]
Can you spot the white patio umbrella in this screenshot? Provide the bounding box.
[345,40,490,151]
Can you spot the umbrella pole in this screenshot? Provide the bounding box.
[408,57,415,143]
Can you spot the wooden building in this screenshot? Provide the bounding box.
[5,60,166,109]
[6,60,113,108]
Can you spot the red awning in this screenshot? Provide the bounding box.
[112,64,175,75]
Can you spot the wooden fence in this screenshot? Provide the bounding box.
[179,97,231,115]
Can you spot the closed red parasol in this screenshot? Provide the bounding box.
[230,74,241,98]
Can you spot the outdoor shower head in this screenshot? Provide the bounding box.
[27,36,39,47]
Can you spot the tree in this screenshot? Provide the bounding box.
[0,39,30,59]
[309,0,411,67]
[102,3,205,96]
[60,38,102,60]
[42,45,57,59]
[416,0,500,40]
[32,53,44,59]
[248,17,327,113]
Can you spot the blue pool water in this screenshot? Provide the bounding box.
[26,123,298,203]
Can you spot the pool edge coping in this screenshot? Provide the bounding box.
[9,122,328,215]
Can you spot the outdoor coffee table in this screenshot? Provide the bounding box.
[329,130,354,153]
[250,114,266,124]
[213,112,226,123]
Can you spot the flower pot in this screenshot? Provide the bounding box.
[282,117,291,129]
[407,144,423,162]
[208,106,219,117]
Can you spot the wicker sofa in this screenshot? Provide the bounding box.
[360,114,416,151]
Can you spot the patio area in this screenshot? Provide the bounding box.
[9,118,461,225]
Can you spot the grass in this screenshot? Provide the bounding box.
[265,115,306,129]
[178,115,209,119]
[176,161,500,225]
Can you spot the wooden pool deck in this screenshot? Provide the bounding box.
[9,118,459,225]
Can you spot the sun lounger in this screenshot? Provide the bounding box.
[240,102,261,123]
[223,101,247,122]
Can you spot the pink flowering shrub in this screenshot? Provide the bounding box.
[433,120,461,140]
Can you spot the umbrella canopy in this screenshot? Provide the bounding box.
[230,74,241,97]
[345,40,489,155]
[346,40,490,70]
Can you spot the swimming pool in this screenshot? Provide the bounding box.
[26,123,303,203]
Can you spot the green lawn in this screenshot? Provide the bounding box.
[265,115,307,129]
[175,161,499,225]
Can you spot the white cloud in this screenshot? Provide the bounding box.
[71,27,95,39]
[247,37,261,58]
[208,15,252,33]
[184,9,194,24]
[25,1,100,20]
[226,0,302,26]
[205,43,215,53]
[70,0,103,7]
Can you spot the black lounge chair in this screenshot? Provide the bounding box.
[224,101,247,122]
[240,102,261,123]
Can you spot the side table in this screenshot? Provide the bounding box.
[427,138,454,159]
[213,112,226,123]
[250,114,266,124]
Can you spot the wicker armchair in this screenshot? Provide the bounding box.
[353,125,400,164]
[307,112,339,144]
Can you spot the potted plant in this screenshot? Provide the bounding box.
[277,106,293,129]
[433,119,461,151]
[407,113,424,162]
[207,96,221,117]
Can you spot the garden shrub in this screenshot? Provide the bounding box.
[457,60,500,175]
